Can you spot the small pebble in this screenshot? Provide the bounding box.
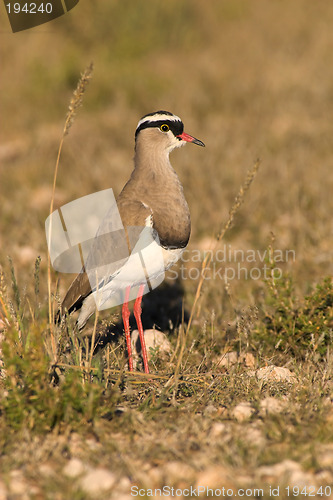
[79,468,116,494]
[195,466,234,490]
[232,402,255,422]
[131,329,171,367]
[209,422,227,438]
[255,365,295,383]
[63,458,87,478]
[259,396,286,415]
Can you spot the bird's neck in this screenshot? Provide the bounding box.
[133,140,175,179]
[120,141,191,249]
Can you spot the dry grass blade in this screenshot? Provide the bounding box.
[47,63,94,362]
[63,62,94,137]
[88,307,99,371]
[171,159,261,392]
[187,158,261,334]
[0,295,11,327]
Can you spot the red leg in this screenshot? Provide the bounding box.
[122,286,133,371]
[133,284,149,374]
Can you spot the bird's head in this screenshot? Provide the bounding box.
[135,111,205,154]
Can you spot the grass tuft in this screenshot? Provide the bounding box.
[253,273,333,361]
[47,63,94,362]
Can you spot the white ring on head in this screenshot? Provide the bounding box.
[136,113,182,131]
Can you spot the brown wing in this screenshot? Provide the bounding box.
[60,199,152,316]
[61,271,91,315]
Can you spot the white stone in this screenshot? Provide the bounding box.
[215,351,256,369]
[63,458,87,478]
[209,422,227,438]
[243,426,265,447]
[131,329,171,366]
[116,476,131,491]
[147,465,163,486]
[85,438,102,451]
[289,470,315,488]
[255,365,295,383]
[316,445,333,469]
[216,351,239,367]
[203,404,218,416]
[39,463,54,478]
[315,470,333,484]
[259,397,286,415]
[9,470,39,497]
[162,461,194,483]
[257,460,302,482]
[232,402,255,422]
[195,466,234,490]
[79,468,116,494]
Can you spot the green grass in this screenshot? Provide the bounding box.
[252,275,333,360]
[0,253,332,497]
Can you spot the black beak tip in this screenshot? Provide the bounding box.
[193,138,205,147]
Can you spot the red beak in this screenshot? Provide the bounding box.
[177,132,205,147]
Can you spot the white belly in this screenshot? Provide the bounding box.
[77,227,185,328]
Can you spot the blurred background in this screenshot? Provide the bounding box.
[1,0,333,327]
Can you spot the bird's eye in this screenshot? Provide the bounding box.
[160,124,169,132]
